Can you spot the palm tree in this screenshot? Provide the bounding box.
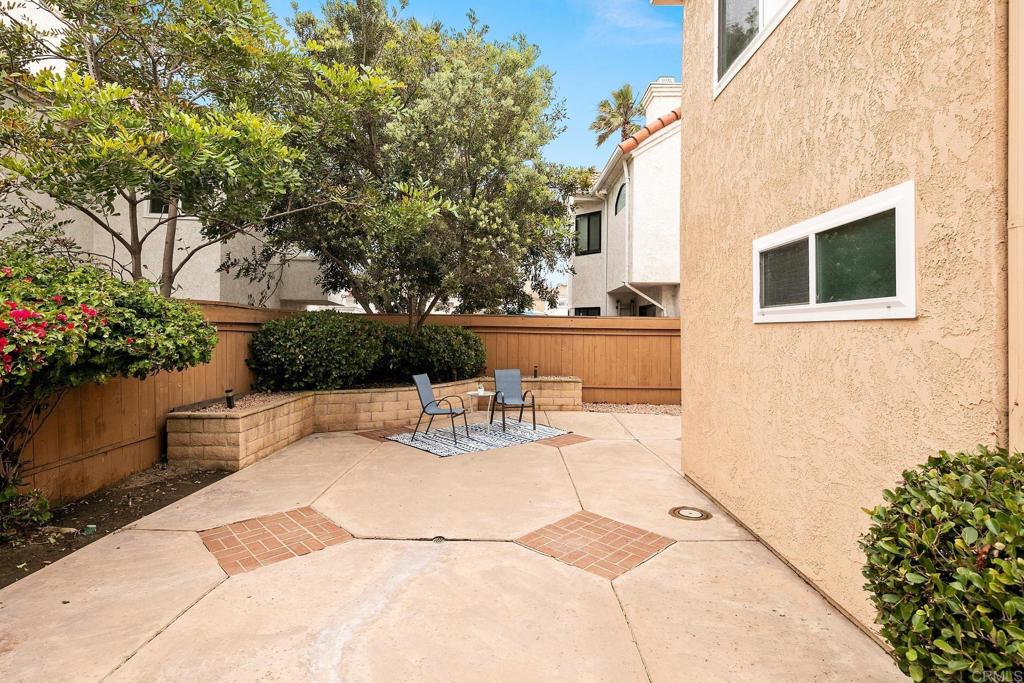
[589,84,643,147]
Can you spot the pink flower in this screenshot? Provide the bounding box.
[56,313,67,322]
[1,267,11,277]
[0,321,7,331]
[52,295,63,304]
[0,337,6,350]
[21,277,31,283]
[79,304,97,318]
[126,337,135,344]
[65,322,75,330]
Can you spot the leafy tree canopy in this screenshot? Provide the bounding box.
[0,0,389,296]
[265,2,590,325]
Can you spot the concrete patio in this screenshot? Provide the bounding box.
[0,411,906,682]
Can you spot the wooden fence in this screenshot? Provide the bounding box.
[20,303,288,503]
[21,306,680,503]
[369,314,681,405]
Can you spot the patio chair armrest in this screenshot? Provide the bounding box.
[522,389,535,404]
[437,394,466,410]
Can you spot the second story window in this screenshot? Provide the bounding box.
[715,0,799,96]
[576,211,602,256]
[614,184,627,215]
[718,0,759,79]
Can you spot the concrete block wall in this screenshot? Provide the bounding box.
[168,378,582,471]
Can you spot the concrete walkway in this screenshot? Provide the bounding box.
[0,412,906,682]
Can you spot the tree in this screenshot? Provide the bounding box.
[266,3,586,327]
[589,83,643,146]
[0,240,218,525]
[0,0,341,296]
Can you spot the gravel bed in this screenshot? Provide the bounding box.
[583,402,681,416]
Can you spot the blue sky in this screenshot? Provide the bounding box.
[268,0,683,169]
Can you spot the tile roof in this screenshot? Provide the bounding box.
[618,107,682,154]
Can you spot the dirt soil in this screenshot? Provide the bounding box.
[0,465,227,589]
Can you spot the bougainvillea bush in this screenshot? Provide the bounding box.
[0,245,217,533]
[248,311,486,391]
[861,447,1024,682]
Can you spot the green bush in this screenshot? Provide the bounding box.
[0,484,50,540]
[0,244,218,532]
[248,312,486,390]
[374,323,487,384]
[247,311,384,391]
[861,447,1024,681]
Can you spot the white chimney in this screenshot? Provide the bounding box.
[640,77,681,123]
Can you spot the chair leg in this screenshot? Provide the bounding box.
[489,398,496,425]
[531,401,536,430]
[425,414,435,434]
[462,411,470,437]
[412,411,425,441]
[518,404,524,423]
[450,412,457,444]
[501,404,506,432]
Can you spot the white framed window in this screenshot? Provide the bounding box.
[752,181,916,323]
[714,0,800,98]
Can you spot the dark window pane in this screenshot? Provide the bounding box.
[614,184,627,215]
[149,195,169,215]
[576,211,601,255]
[815,209,897,303]
[718,0,759,78]
[574,307,600,316]
[760,239,809,308]
[576,215,589,253]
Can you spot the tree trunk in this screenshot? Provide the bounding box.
[159,199,178,297]
[127,192,144,281]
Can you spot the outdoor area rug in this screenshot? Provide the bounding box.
[387,419,569,457]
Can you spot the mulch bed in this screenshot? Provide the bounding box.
[0,465,227,589]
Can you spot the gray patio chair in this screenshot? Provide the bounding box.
[411,373,469,443]
[489,368,536,432]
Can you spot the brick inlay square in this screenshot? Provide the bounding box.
[199,507,352,576]
[356,427,412,442]
[516,512,674,579]
[538,433,592,448]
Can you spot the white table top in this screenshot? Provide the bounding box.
[467,389,496,397]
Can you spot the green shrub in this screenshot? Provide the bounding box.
[861,447,1024,681]
[0,484,50,540]
[0,244,217,531]
[374,323,487,384]
[247,311,384,391]
[248,313,486,390]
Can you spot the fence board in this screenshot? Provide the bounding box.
[21,307,679,504]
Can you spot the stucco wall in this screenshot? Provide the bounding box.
[677,0,1008,630]
[569,197,607,313]
[631,128,682,285]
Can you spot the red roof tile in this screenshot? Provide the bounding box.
[618,107,682,154]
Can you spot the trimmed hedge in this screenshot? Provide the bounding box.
[861,447,1024,681]
[247,312,486,391]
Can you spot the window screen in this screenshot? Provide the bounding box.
[760,238,809,308]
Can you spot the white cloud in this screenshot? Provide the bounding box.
[576,0,681,46]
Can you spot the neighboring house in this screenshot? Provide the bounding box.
[569,78,681,317]
[1,194,346,309]
[654,0,1019,634]
[527,282,569,316]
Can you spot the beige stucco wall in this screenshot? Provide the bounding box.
[677,0,1008,630]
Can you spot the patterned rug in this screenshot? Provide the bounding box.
[387,419,569,457]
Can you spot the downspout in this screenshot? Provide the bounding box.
[1010,0,1022,451]
[622,158,633,284]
